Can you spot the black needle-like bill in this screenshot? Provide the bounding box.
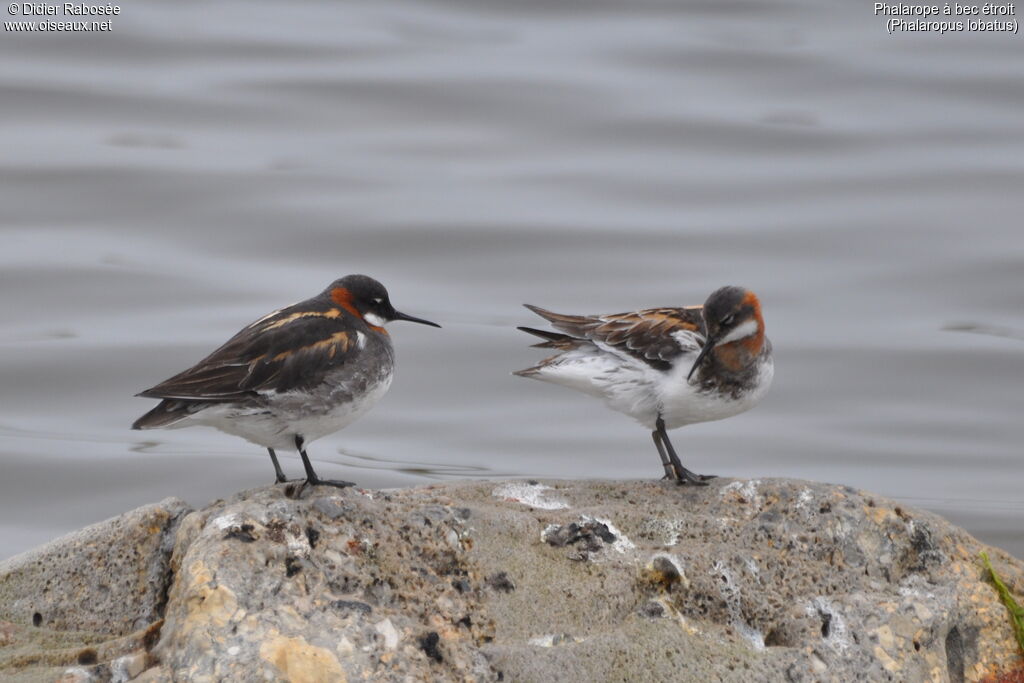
[392,310,441,328]
[687,335,716,381]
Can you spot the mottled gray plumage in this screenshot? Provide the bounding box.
[132,275,439,487]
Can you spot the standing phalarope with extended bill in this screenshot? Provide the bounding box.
[515,286,773,485]
[132,274,440,489]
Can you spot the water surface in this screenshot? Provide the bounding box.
[1,0,1022,560]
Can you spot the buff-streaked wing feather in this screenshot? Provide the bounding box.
[522,304,705,370]
[137,304,359,400]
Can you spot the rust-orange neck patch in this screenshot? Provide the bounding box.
[331,287,360,317]
[739,291,765,355]
[331,287,388,335]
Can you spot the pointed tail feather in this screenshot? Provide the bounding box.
[131,399,198,430]
[523,304,587,326]
[515,325,589,378]
[522,303,599,338]
[516,326,583,349]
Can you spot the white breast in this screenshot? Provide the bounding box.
[658,357,774,430]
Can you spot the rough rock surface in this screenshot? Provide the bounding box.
[0,498,190,635]
[1,479,1022,682]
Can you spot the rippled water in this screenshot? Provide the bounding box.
[1,0,1022,561]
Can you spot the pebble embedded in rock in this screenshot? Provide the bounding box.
[639,601,666,619]
[542,519,619,560]
[418,631,443,662]
[224,524,256,543]
[485,572,515,592]
[332,600,373,615]
[643,555,685,592]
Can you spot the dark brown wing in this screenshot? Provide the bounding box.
[138,302,360,400]
[523,304,706,370]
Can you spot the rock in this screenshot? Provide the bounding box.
[0,496,186,683]
[0,497,191,634]
[2,479,1023,682]
[153,486,495,681]
[111,652,147,682]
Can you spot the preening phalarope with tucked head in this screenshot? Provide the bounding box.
[515,286,773,484]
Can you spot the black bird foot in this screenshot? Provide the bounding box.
[309,477,357,489]
[672,466,716,486]
[293,477,357,497]
[291,436,355,493]
[267,448,291,485]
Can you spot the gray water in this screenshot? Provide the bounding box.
[1,0,1022,562]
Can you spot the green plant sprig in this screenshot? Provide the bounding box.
[981,551,1024,653]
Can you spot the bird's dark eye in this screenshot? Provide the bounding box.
[372,297,383,305]
[721,314,736,326]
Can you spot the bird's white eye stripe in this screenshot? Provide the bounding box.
[717,319,758,345]
[373,297,383,304]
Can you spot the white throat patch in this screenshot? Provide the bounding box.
[364,312,387,327]
[717,319,759,345]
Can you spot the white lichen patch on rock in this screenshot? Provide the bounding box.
[794,487,815,518]
[711,560,765,651]
[492,482,569,510]
[720,480,763,510]
[527,633,583,647]
[211,513,242,531]
[374,618,400,650]
[741,556,762,588]
[664,520,685,546]
[807,597,851,654]
[284,526,312,557]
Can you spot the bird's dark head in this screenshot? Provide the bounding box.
[328,274,440,330]
[687,286,765,380]
[701,286,763,344]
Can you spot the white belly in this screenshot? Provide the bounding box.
[527,349,773,431]
[526,350,663,427]
[177,370,394,451]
